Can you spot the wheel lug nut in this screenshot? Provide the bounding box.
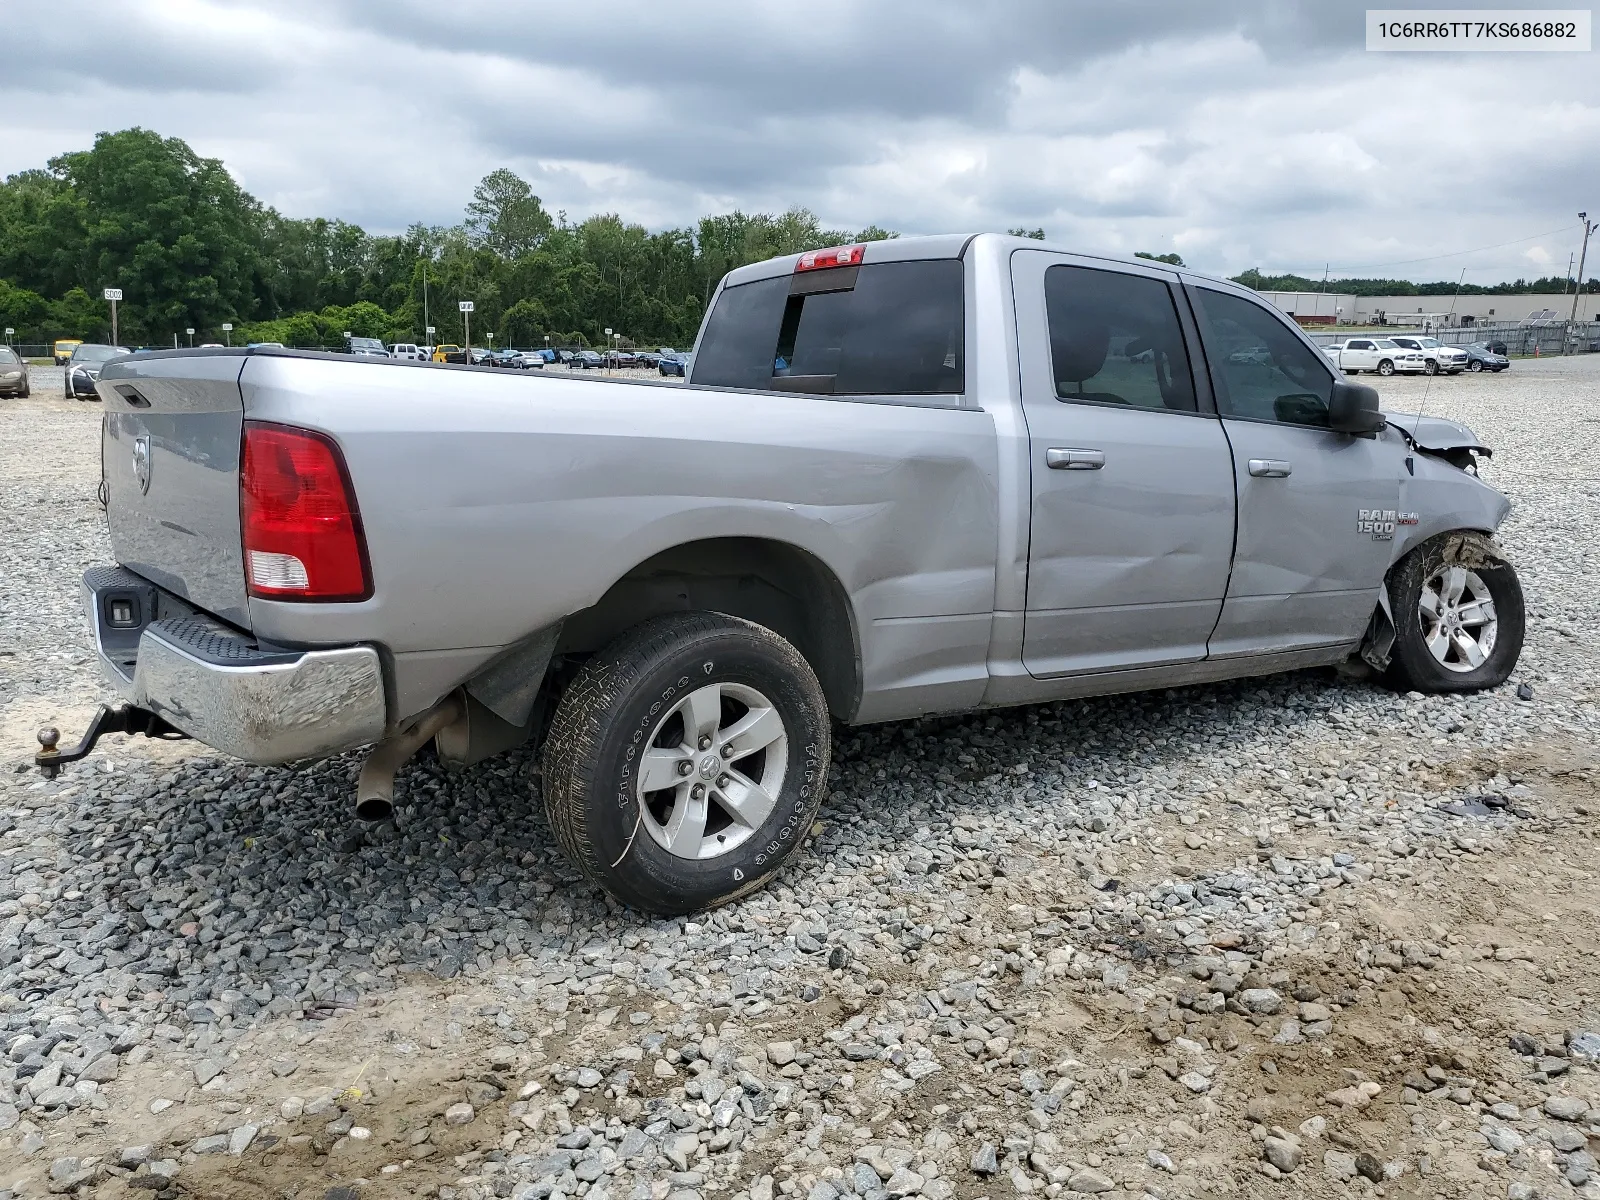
[677,761,693,776]
[691,784,706,799]
[698,735,713,751]
[720,744,736,758]
[717,774,731,788]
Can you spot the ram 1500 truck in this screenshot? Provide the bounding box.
[46,233,1523,915]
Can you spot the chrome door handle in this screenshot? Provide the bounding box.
[1046,448,1105,470]
[1248,458,1292,478]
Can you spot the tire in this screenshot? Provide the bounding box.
[1386,533,1524,693]
[1468,360,1483,372]
[1424,360,1439,375]
[1377,359,1395,376]
[542,612,831,915]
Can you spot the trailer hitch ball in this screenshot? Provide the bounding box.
[37,727,61,779]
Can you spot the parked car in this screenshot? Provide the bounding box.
[1462,343,1511,372]
[1321,337,1428,376]
[658,352,690,377]
[61,233,1524,916]
[469,347,494,366]
[568,350,605,368]
[1483,340,1509,356]
[64,343,130,399]
[516,350,546,369]
[389,342,426,361]
[0,346,28,398]
[432,344,465,364]
[555,350,575,364]
[605,350,639,367]
[344,336,389,358]
[635,352,662,367]
[53,339,83,365]
[1386,335,1468,375]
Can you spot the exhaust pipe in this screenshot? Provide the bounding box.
[355,693,465,822]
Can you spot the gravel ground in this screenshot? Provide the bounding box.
[1,359,1599,1199]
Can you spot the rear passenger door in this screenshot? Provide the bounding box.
[1342,339,1376,371]
[1012,251,1237,678]
[1190,284,1399,658]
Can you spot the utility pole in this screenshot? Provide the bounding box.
[1564,252,1575,295]
[1570,212,1594,326]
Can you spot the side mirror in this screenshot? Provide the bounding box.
[1328,380,1385,436]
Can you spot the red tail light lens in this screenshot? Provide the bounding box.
[240,421,371,601]
[794,244,865,272]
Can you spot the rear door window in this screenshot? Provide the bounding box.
[1043,265,1197,412]
[693,259,964,396]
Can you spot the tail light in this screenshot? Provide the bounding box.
[795,244,865,272]
[240,421,371,601]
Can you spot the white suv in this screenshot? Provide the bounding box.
[1386,335,1468,375]
[389,343,426,361]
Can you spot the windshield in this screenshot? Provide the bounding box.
[1374,340,1399,349]
[349,337,384,351]
[73,345,124,363]
[0,348,17,364]
[1415,338,1441,348]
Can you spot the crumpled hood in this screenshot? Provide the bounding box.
[1382,411,1492,456]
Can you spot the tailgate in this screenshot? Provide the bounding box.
[99,353,251,628]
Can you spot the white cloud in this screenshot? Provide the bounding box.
[0,0,1595,283]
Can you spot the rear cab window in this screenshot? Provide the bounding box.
[692,257,964,398]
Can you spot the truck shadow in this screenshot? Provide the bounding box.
[37,667,1380,1011]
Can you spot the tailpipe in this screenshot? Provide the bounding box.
[355,693,465,822]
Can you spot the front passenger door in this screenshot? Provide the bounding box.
[1192,285,1400,659]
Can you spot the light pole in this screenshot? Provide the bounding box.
[104,288,122,346]
[1570,212,1594,326]
[222,322,233,347]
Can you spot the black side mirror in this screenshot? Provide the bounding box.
[1328,381,1385,436]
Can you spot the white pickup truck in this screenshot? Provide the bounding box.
[1321,337,1429,376]
[47,234,1523,915]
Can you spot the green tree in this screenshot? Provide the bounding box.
[465,169,554,259]
[1135,251,1184,266]
[1008,228,1046,240]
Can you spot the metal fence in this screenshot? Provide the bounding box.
[1306,321,1600,356]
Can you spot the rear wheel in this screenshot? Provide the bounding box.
[1377,359,1395,376]
[542,612,831,915]
[1387,533,1524,693]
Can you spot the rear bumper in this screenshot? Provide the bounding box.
[84,566,387,764]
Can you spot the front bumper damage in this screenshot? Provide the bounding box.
[39,566,388,774]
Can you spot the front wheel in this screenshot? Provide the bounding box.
[1468,360,1484,372]
[1377,359,1395,376]
[1387,533,1524,693]
[542,612,831,915]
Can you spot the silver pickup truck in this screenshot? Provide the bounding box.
[49,233,1523,915]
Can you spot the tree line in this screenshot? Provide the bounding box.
[0,129,895,349]
[1232,267,1600,298]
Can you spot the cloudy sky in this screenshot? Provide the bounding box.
[3,0,1598,283]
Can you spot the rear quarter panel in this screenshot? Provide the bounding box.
[238,356,1000,721]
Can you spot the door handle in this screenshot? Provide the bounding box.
[1046,448,1105,470]
[1248,458,1292,478]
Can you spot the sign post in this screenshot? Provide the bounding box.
[3,327,12,346]
[459,301,474,360]
[104,288,123,346]
[185,327,195,347]
[221,322,233,347]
